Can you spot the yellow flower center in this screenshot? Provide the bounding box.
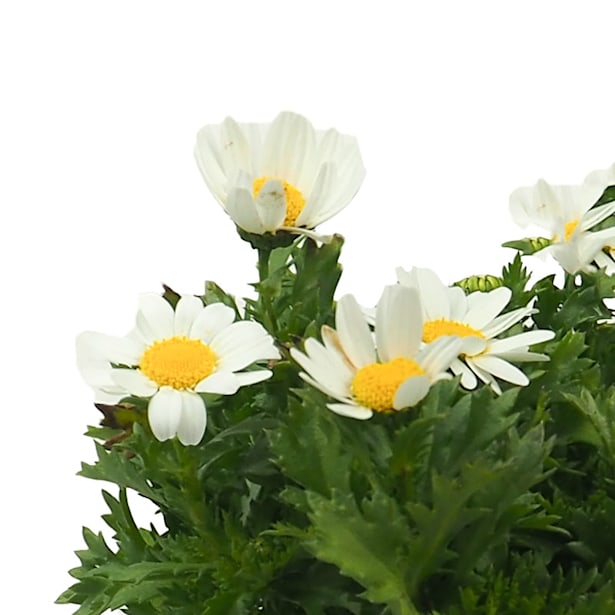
[423,319,485,344]
[564,220,579,242]
[139,336,217,389]
[253,177,306,226]
[351,357,425,412]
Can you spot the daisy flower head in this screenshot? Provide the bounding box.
[290,285,462,420]
[509,176,615,274]
[397,267,555,395]
[194,111,366,238]
[76,294,280,445]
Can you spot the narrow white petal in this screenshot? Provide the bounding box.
[111,369,158,397]
[254,179,287,231]
[451,358,478,389]
[290,339,354,399]
[211,321,279,372]
[174,295,204,336]
[137,294,175,342]
[176,392,207,446]
[234,370,274,386]
[580,201,615,230]
[483,305,534,338]
[195,371,240,394]
[393,375,430,409]
[194,123,228,202]
[465,287,511,330]
[335,294,376,367]
[418,336,464,378]
[488,330,554,354]
[298,371,352,404]
[327,402,373,420]
[466,358,503,394]
[495,351,549,362]
[148,387,182,441]
[190,302,236,343]
[471,355,529,386]
[376,285,422,361]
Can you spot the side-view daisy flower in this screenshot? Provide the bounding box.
[509,176,615,273]
[397,267,554,394]
[291,285,462,420]
[194,111,366,238]
[76,294,280,445]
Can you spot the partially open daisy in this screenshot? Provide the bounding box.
[290,285,462,420]
[509,176,615,273]
[76,294,280,445]
[194,111,365,237]
[397,267,554,394]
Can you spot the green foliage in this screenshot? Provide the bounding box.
[62,231,615,614]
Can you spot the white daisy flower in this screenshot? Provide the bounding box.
[509,177,615,273]
[397,267,555,394]
[194,111,366,237]
[76,294,280,445]
[290,285,462,420]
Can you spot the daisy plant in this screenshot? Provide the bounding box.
[60,119,615,615]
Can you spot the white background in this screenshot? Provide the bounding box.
[2,1,615,612]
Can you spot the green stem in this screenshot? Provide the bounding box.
[256,246,280,335]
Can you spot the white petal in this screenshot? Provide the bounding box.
[580,201,615,230]
[176,392,207,446]
[137,294,175,342]
[190,302,236,343]
[418,336,463,378]
[393,375,430,409]
[327,402,373,420]
[459,336,487,355]
[254,179,287,231]
[76,331,143,366]
[194,123,228,203]
[298,371,352,404]
[174,295,204,336]
[234,370,274,386]
[335,294,376,367]
[376,285,422,361]
[211,320,279,372]
[401,267,451,321]
[290,339,354,399]
[195,371,240,394]
[110,369,159,397]
[451,358,478,389]
[148,387,182,441]
[488,330,554,354]
[483,304,534,338]
[470,355,529,386]
[465,287,511,330]
[261,112,316,187]
[225,185,267,234]
[295,163,335,228]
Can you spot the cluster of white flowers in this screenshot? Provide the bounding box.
[510,164,615,274]
[77,111,615,443]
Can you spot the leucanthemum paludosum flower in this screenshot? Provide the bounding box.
[76,294,280,445]
[194,111,366,238]
[396,267,555,395]
[509,175,615,274]
[290,285,463,420]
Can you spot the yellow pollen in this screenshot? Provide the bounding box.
[351,357,425,413]
[139,336,217,390]
[423,319,485,344]
[564,220,579,242]
[253,176,306,226]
